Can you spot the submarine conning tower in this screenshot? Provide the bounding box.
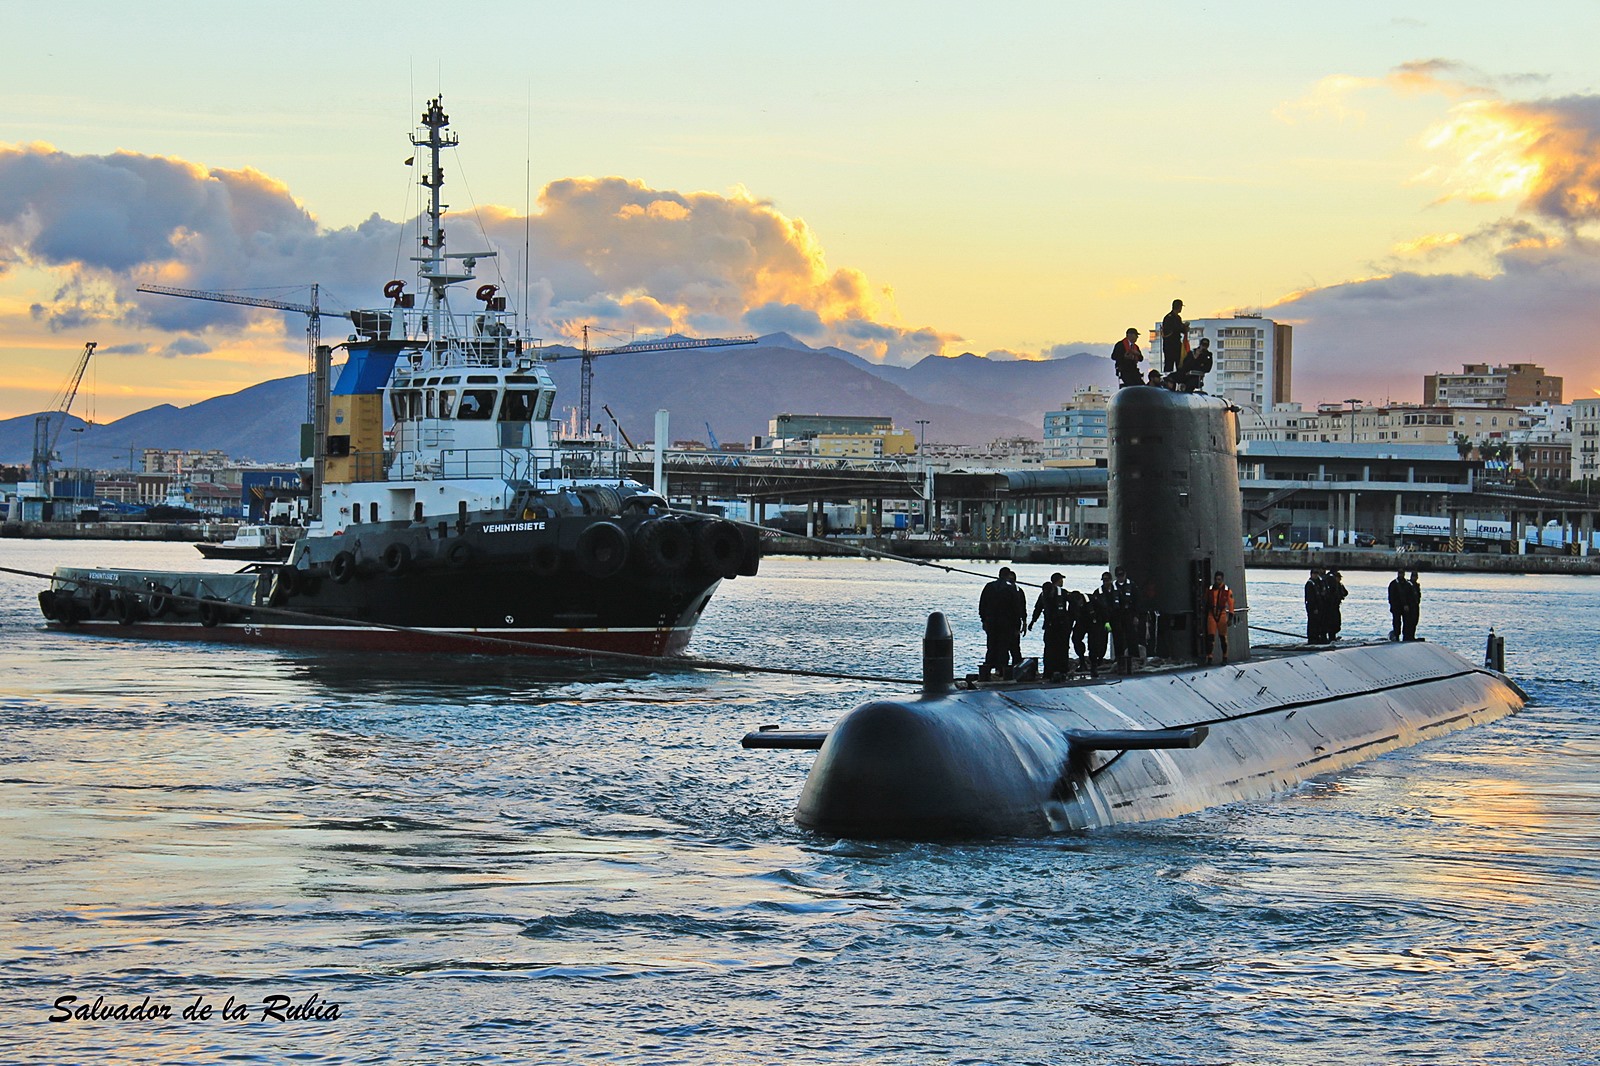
[1109,388,1249,664]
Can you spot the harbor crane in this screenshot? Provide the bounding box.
[552,325,756,433]
[136,283,348,421]
[31,341,96,484]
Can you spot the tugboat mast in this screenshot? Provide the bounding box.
[409,97,495,368]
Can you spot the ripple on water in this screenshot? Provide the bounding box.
[1,549,1597,1064]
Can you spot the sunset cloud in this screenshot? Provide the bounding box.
[1421,94,1600,222]
[1272,63,1600,404]
[1274,234,1600,404]
[0,144,955,367]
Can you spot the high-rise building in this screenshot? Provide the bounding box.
[1573,398,1600,485]
[1423,364,1562,406]
[1042,385,1110,462]
[1156,313,1292,413]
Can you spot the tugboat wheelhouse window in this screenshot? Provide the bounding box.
[500,390,537,422]
[458,389,496,419]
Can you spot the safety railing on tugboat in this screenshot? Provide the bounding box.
[386,446,630,484]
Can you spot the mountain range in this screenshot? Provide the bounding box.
[1,334,1110,469]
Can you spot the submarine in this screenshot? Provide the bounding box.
[746,388,1526,839]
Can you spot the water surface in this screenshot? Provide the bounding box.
[1,541,1596,1064]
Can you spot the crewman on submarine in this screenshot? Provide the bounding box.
[1203,570,1236,664]
[978,566,1027,680]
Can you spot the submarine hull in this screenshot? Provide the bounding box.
[795,640,1524,839]
[786,390,1524,840]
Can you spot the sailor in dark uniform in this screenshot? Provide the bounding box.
[1305,566,1326,644]
[1403,570,1422,641]
[1066,589,1091,674]
[1326,568,1348,640]
[1387,569,1410,640]
[1029,572,1071,680]
[1086,574,1114,676]
[979,567,1027,679]
[1110,567,1138,674]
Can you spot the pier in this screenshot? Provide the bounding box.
[0,520,237,542]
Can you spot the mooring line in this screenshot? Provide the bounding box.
[668,509,1297,638]
[0,563,920,686]
[667,507,1012,581]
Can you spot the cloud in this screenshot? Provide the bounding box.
[1270,63,1600,406]
[1042,342,1099,360]
[1305,60,1600,225]
[1272,235,1600,405]
[745,301,826,338]
[0,144,954,366]
[487,176,958,364]
[1420,94,1600,222]
[1274,59,1509,126]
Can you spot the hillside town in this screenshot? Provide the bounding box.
[4,314,1597,557]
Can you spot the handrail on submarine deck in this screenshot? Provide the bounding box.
[738,610,1519,756]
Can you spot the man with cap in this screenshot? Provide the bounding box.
[1305,565,1327,644]
[1161,299,1187,375]
[979,566,1027,679]
[1029,571,1072,680]
[1111,566,1140,674]
[1111,328,1144,389]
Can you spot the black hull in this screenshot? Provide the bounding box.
[194,545,292,562]
[43,510,759,659]
[40,619,702,658]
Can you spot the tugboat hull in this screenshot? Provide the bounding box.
[41,513,757,659]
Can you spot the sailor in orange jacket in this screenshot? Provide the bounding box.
[1203,570,1235,664]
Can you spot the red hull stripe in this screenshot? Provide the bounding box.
[44,621,696,657]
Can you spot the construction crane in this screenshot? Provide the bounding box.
[704,422,721,451]
[136,283,347,421]
[31,341,96,484]
[554,325,756,433]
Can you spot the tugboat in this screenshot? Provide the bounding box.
[36,98,759,657]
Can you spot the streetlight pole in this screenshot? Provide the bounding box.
[1340,399,1362,547]
[915,419,932,531]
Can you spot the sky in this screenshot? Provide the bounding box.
[5,0,1600,425]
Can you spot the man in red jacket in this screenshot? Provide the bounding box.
[1203,570,1235,664]
[1110,328,1143,389]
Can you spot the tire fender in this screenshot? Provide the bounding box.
[331,551,358,584]
[574,521,629,579]
[634,519,692,576]
[695,520,744,579]
[382,542,412,574]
